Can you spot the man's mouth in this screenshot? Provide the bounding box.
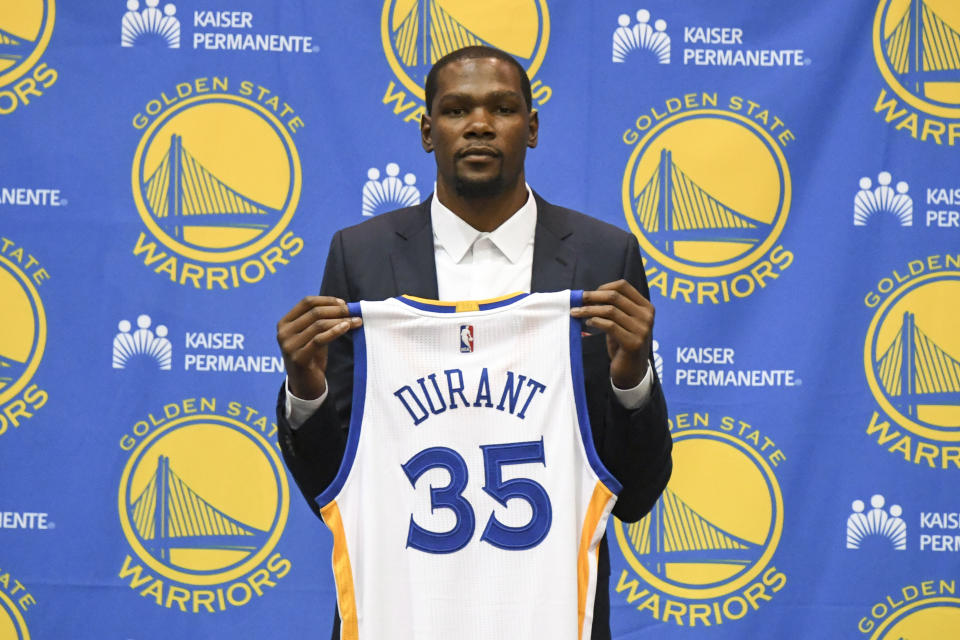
[458,146,500,159]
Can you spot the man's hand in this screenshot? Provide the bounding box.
[570,280,654,389]
[276,296,362,400]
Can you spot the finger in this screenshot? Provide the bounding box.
[279,296,349,325]
[578,289,652,320]
[573,303,646,335]
[286,320,360,368]
[583,317,647,352]
[282,316,361,356]
[279,298,355,337]
[594,280,650,307]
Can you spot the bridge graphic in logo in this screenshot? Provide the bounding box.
[142,133,280,239]
[882,0,960,103]
[632,148,772,255]
[128,455,267,563]
[0,27,31,63]
[624,486,762,578]
[875,310,960,420]
[392,0,494,77]
[0,252,45,409]
[0,354,26,393]
[383,0,549,98]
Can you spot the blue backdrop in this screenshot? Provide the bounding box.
[2,1,959,638]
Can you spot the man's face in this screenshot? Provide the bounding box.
[422,57,538,198]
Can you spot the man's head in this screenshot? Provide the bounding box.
[421,46,538,201]
[424,46,532,116]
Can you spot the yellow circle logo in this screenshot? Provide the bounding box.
[130,94,302,264]
[623,109,791,279]
[0,253,45,410]
[0,590,29,640]
[616,430,783,600]
[381,0,550,100]
[118,413,289,587]
[864,271,960,441]
[872,599,960,639]
[873,0,960,119]
[859,582,960,639]
[0,0,54,89]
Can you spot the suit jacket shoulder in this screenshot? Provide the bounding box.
[323,201,437,302]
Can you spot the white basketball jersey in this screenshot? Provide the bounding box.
[316,290,620,640]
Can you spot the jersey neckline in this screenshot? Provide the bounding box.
[397,292,529,313]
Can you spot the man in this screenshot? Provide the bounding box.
[276,46,671,639]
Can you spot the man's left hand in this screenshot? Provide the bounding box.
[571,280,654,389]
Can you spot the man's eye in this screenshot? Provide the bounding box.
[446,107,465,116]
[496,105,515,114]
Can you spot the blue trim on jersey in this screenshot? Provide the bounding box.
[396,292,529,313]
[477,293,529,310]
[314,303,367,508]
[568,290,623,495]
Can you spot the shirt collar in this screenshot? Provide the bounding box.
[430,185,537,263]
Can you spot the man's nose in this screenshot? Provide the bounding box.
[464,109,495,138]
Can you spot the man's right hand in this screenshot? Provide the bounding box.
[277,296,362,400]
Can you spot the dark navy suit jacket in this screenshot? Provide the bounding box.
[275,193,671,640]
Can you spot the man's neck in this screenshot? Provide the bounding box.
[435,176,529,232]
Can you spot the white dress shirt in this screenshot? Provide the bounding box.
[285,187,652,427]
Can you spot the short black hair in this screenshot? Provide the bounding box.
[424,46,533,115]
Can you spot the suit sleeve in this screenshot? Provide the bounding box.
[592,237,672,523]
[275,231,355,518]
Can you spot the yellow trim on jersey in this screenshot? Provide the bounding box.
[577,481,616,639]
[401,291,526,312]
[320,500,359,640]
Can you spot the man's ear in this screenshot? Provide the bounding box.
[421,114,433,152]
[528,109,539,149]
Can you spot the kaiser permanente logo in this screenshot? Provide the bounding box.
[873,0,960,146]
[847,493,960,553]
[0,238,49,439]
[380,0,553,126]
[854,172,960,230]
[112,314,284,373]
[117,398,291,611]
[612,9,808,68]
[856,578,960,638]
[862,254,960,469]
[613,411,787,626]
[622,93,795,304]
[362,162,421,217]
[0,1,57,115]
[121,1,318,53]
[130,78,305,290]
[0,566,37,640]
[671,344,800,388]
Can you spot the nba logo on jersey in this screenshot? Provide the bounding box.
[459,325,474,353]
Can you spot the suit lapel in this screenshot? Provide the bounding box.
[531,194,577,292]
[390,200,440,298]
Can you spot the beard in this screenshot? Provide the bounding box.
[453,172,506,199]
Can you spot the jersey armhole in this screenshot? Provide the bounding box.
[569,290,623,496]
[315,301,367,509]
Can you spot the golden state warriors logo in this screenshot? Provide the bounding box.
[857,579,960,638]
[117,398,292,610]
[0,1,56,115]
[614,412,787,626]
[130,78,305,289]
[622,94,795,304]
[0,567,35,640]
[380,0,552,124]
[0,239,49,437]
[873,1,960,145]
[863,255,960,469]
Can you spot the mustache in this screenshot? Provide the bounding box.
[457,145,501,158]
